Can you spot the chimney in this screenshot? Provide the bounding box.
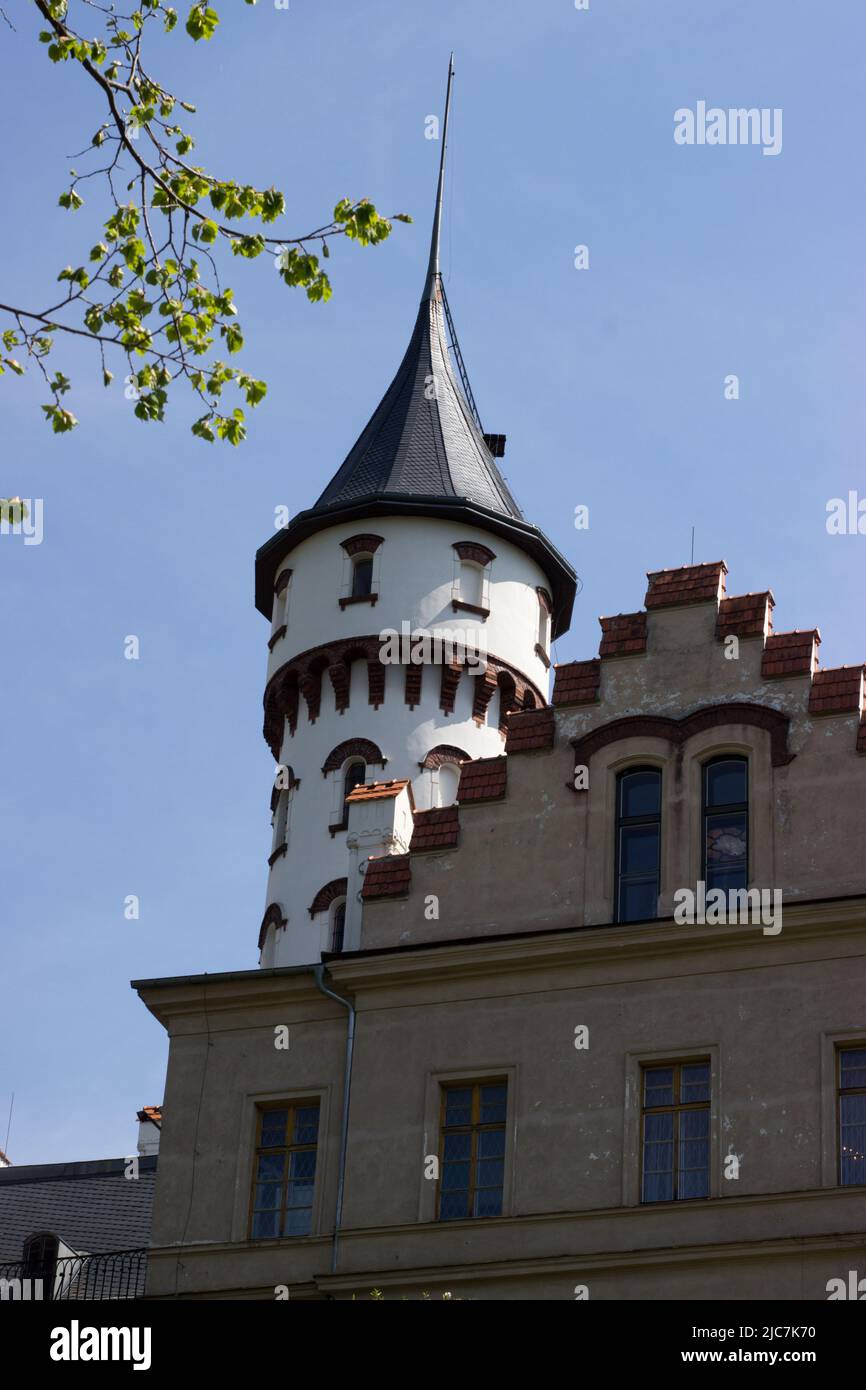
[136,1106,162,1156]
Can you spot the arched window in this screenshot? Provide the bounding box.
[615,767,661,923]
[437,762,461,807]
[351,554,374,598]
[343,758,366,807]
[330,899,346,954]
[536,587,552,658]
[702,757,748,892]
[459,559,484,609]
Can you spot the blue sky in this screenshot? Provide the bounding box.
[3,0,864,1164]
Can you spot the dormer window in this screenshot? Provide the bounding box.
[339,534,383,609]
[451,542,495,618]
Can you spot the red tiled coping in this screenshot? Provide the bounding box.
[598,612,647,659]
[552,658,601,707]
[362,854,411,900]
[410,806,459,852]
[505,706,554,754]
[717,592,774,640]
[346,778,409,804]
[458,755,507,803]
[645,561,727,610]
[762,631,820,680]
[809,666,865,716]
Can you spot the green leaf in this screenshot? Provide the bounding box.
[185,4,220,41]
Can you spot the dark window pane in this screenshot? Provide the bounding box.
[286,1180,315,1209]
[440,1190,469,1221]
[477,1159,505,1188]
[643,1170,673,1203]
[477,1129,505,1159]
[257,1153,285,1181]
[352,557,373,597]
[679,1165,709,1199]
[840,1049,866,1088]
[644,1112,674,1143]
[444,1089,472,1126]
[620,824,660,876]
[474,1188,503,1218]
[681,1064,711,1104]
[289,1150,317,1180]
[443,1132,472,1162]
[706,759,747,808]
[441,1161,470,1191]
[260,1110,288,1146]
[479,1085,507,1123]
[251,1210,279,1239]
[620,769,660,819]
[283,1207,312,1237]
[254,1183,282,1211]
[644,1069,674,1106]
[620,878,658,923]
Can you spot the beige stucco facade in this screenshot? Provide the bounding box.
[135,562,866,1299]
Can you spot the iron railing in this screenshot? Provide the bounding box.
[0,1249,147,1301]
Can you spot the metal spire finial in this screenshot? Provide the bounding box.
[423,53,454,300]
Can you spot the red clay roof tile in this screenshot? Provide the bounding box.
[410,806,459,852]
[717,592,774,640]
[809,666,865,716]
[458,756,507,803]
[552,659,601,706]
[505,706,554,753]
[762,630,820,680]
[362,854,411,899]
[598,611,648,659]
[645,561,727,610]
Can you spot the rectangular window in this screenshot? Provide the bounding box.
[438,1080,507,1221]
[250,1101,319,1239]
[838,1046,866,1186]
[641,1061,710,1203]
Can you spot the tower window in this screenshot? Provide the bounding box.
[351,555,374,598]
[459,560,484,609]
[343,758,366,808]
[702,757,748,892]
[615,767,661,924]
[330,899,347,954]
[838,1045,866,1186]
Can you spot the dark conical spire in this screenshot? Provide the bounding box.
[312,56,524,522]
[256,57,577,637]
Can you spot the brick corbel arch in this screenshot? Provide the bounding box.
[420,744,471,770]
[321,738,386,776]
[258,902,287,951]
[309,878,348,918]
[569,701,795,777]
[453,541,496,566]
[341,534,384,556]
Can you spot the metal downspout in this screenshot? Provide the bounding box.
[313,963,355,1277]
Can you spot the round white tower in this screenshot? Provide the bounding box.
[254,62,576,967]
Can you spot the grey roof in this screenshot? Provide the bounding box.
[0,1157,157,1261]
[254,59,578,637]
[312,284,524,520]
